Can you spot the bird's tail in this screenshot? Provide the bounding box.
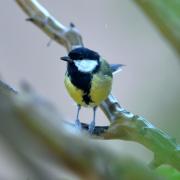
[110,64,125,74]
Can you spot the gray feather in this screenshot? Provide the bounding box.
[110,64,125,74]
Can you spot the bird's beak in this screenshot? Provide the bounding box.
[60,56,73,63]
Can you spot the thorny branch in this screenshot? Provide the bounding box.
[14,0,180,170]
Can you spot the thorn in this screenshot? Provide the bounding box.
[20,81,32,93]
[47,38,53,47]
[26,17,34,22]
[70,22,75,28]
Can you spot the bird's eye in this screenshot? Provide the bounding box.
[78,55,83,60]
[69,52,83,60]
[74,52,83,60]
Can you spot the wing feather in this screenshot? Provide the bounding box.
[110,64,125,74]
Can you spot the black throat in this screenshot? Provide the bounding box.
[67,61,100,105]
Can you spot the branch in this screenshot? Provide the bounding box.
[16,0,83,51]
[102,106,180,169]
[15,0,180,170]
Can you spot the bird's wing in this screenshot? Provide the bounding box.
[110,64,125,74]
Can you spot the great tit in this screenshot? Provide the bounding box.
[60,47,123,133]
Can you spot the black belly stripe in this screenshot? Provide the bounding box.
[82,93,92,105]
[67,63,93,105]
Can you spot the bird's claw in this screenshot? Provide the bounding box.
[75,119,82,130]
[88,120,95,134]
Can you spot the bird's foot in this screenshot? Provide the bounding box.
[75,119,82,130]
[88,120,95,134]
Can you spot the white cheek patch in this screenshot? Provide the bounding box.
[74,60,98,72]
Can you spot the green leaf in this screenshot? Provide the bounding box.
[156,164,180,180]
[134,0,180,55]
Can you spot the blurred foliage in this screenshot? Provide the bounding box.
[0,80,161,180]
[156,165,180,180]
[135,0,180,55]
[0,0,178,179]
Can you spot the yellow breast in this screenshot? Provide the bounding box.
[64,74,86,106]
[90,73,112,106]
[64,58,113,107]
[64,73,112,107]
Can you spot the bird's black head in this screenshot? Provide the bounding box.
[68,47,100,61]
[60,47,100,62]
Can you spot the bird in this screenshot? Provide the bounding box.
[60,47,123,133]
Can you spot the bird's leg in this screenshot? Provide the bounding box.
[88,106,97,134]
[75,105,82,130]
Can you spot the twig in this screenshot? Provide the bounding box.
[16,0,83,51]
[15,0,180,170]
